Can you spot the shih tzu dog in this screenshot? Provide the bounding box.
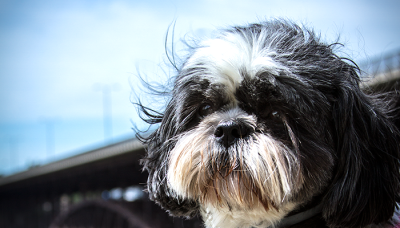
[138,20,400,228]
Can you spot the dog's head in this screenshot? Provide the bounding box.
[139,20,400,228]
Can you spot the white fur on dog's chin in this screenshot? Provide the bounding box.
[167,107,305,227]
[167,108,302,201]
[201,202,298,228]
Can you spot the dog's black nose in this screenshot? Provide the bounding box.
[214,121,250,148]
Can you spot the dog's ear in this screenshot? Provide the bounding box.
[322,66,400,227]
[139,101,199,218]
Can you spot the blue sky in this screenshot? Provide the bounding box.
[1,0,399,175]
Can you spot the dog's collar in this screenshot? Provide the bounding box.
[270,203,323,228]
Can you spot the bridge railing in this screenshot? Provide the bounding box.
[359,49,400,78]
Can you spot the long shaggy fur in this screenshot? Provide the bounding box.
[137,19,400,228]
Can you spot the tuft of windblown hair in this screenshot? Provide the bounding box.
[136,19,400,228]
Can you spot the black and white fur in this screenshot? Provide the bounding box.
[138,20,400,228]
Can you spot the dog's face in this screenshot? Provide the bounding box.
[140,20,400,228]
[166,26,336,225]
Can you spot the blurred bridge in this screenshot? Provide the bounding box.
[360,49,400,91]
[0,138,202,228]
[0,49,399,228]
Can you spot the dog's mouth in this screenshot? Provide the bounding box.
[200,153,279,212]
[167,130,302,211]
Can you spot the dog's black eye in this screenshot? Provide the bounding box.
[198,103,213,118]
[271,111,280,119]
[261,110,281,120]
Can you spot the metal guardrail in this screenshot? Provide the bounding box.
[49,199,151,228]
[359,49,400,78]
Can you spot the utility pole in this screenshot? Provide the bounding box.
[94,83,120,143]
[44,121,55,157]
[40,118,57,158]
[9,137,19,171]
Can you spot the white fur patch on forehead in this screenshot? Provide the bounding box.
[183,30,287,94]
